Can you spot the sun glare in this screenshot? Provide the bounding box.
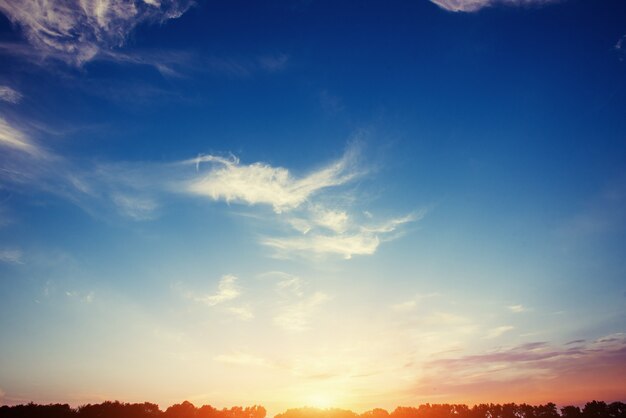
[307,394,335,409]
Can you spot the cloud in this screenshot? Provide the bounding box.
[263,232,380,259]
[428,0,558,13]
[485,325,514,339]
[274,273,305,298]
[391,293,439,312]
[417,335,626,397]
[103,50,291,79]
[0,0,193,65]
[65,290,95,303]
[181,148,359,213]
[274,291,330,331]
[182,275,255,320]
[0,127,420,258]
[112,194,158,221]
[0,86,22,103]
[259,271,335,332]
[617,35,626,52]
[180,148,422,260]
[0,249,23,264]
[227,305,254,321]
[508,304,526,313]
[0,117,45,157]
[263,213,419,259]
[190,274,241,306]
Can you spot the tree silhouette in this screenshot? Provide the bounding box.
[1,400,625,418]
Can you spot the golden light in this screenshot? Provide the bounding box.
[307,393,335,409]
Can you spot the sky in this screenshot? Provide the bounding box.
[0,0,625,414]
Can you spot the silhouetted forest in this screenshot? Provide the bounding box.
[0,401,626,418]
[1,401,625,418]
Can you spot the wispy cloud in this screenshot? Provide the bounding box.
[101,50,290,79]
[416,334,626,399]
[274,291,330,331]
[263,212,420,259]
[227,305,254,321]
[273,273,305,298]
[617,35,626,52]
[270,274,331,332]
[181,149,359,214]
[0,117,45,158]
[263,232,379,260]
[112,194,159,221]
[0,86,22,103]
[508,304,527,313]
[0,120,419,258]
[485,325,515,339]
[429,0,558,13]
[65,290,95,303]
[0,0,193,65]
[181,275,255,321]
[391,293,439,313]
[0,249,23,264]
[189,274,241,307]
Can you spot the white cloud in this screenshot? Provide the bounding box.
[485,325,514,339]
[391,293,439,312]
[227,305,254,321]
[274,274,305,298]
[508,304,526,313]
[263,213,418,259]
[190,274,241,306]
[181,148,359,213]
[0,0,192,65]
[65,290,95,303]
[0,85,22,103]
[263,232,379,259]
[0,117,44,157]
[0,133,421,258]
[429,0,557,12]
[310,205,349,233]
[0,249,22,264]
[112,194,158,220]
[183,275,253,320]
[266,272,331,332]
[392,300,417,312]
[274,291,331,332]
[286,206,349,235]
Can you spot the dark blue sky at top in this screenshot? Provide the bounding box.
[0,0,624,239]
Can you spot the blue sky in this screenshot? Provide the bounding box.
[0,0,625,413]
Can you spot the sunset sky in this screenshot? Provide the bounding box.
[0,0,625,414]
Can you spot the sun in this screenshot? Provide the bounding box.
[307,393,335,409]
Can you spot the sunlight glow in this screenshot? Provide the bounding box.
[307,394,336,409]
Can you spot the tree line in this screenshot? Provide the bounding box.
[1,401,625,418]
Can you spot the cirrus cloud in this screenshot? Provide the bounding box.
[429,0,559,13]
[0,0,193,65]
[181,148,359,214]
[0,86,22,103]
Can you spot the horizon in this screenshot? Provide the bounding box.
[0,0,625,414]
[2,399,625,417]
